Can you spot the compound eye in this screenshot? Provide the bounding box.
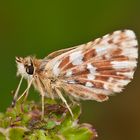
[26,65,34,75]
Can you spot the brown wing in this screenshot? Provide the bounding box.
[45,30,138,101]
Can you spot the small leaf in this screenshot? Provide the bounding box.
[9,128,25,140]
[28,130,48,140]
[46,120,56,129]
[0,132,6,140]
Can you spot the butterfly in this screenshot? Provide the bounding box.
[12,30,138,119]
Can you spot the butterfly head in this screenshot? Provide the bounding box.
[16,56,35,78]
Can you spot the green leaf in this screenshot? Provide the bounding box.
[46,120,56,129]
[27,130,52,140]
[0,132,6,140]
[9,128,25,140]
[62,127,94,140]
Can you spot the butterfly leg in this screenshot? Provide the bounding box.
[17,78,33,102]
[39,78,54,100]
[35,77,46,120]
[55,88,74,117]
[68,95,79,105]
[22,78,30,102]
[12,76,24,107]
[41,94,45,120]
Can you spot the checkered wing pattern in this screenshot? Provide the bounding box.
[45,30,138,101]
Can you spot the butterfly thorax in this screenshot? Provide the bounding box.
[29,58,61,97]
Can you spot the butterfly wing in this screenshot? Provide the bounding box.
[45,46,79,60]
[45,30,138,101]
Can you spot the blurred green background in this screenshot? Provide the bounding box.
[0,0,140,140]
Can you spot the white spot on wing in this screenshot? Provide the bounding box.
[125,30,136,38]
[108,77,114,83]
[103,83,109,90]
[113,85,122,92]
[121,47,138,59]
[100,34,110,44]
[113,35,120,43]
[103,34,109,39]
[53,60,61,76]
[66,70,72,77]
[87,74,95,80]
[67,80,76,84]
[105,77,131,92]
[117,79,130,86]
[70,51,83,65]
[94,38,101,44]
[113,30,121,35]
[111,61,137,69]
[117,72,134,79]
[104,83,122,92]
[105,54,111,59]
[95,44,113,53]
[121,40,138,48]
[87,63,96,74]
[111,31,122,43]
[85,82,93,87]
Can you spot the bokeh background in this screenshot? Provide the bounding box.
[0,0,140,140]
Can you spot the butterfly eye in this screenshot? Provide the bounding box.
[26,65,34,75]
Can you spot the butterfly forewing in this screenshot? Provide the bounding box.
[45,46,78,60]
[45,30,138,101]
